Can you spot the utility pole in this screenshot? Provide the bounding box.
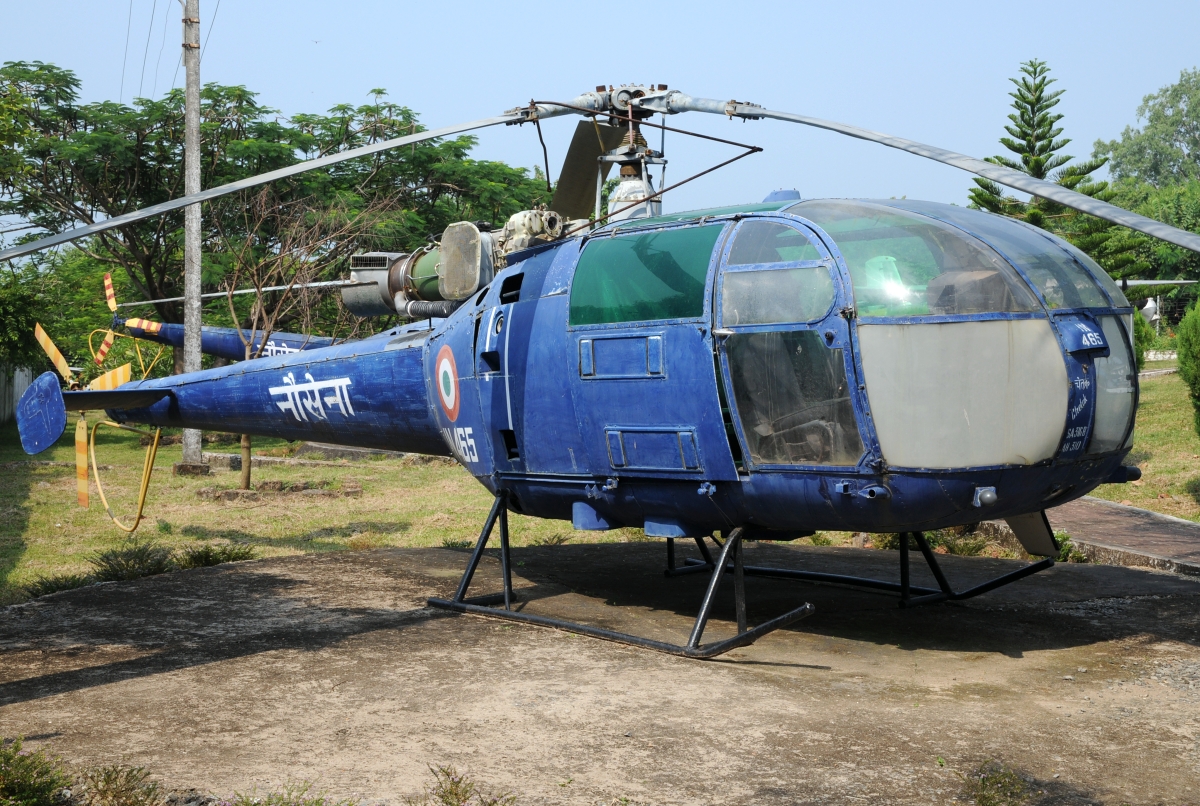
[179,0,205,471]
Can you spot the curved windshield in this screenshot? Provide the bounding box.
[874,200,1127,309]
[788,200,1040,317]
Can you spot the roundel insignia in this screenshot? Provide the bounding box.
[435,344,460,421]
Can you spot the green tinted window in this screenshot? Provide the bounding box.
[728,220,822,264]
[569,224,724,325]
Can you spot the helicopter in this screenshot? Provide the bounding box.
[9,84,1200,659]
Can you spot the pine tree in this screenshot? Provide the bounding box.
[969,59,1147,279]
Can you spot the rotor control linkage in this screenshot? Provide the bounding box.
[668,531,1055,607]
[427,493,814,659]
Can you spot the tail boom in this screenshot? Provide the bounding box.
[16,336,448,457]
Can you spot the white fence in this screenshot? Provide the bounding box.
[0,366,34,424]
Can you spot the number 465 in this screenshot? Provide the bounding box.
[455,427,479,463]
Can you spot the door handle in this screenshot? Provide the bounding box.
[712,328,734,338]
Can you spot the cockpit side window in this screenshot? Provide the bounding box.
[788,200,1041,318]
[721,221,835,326]
[569,224,724,326]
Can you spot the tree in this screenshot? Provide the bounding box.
[968,59,1147,279]
[0,63,549,371]
[1175,305,1200,437]
[1095,69,1200,187]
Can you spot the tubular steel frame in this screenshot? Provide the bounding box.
[665,531,1055,607]
[427,492,815,659]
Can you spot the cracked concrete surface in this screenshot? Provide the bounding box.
[1,542,1198,804]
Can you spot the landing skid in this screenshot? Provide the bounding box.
[666,532,1055,607]
[427,493,815,659]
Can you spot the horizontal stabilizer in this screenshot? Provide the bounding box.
[17,371,174,455]
[62,388,172,411]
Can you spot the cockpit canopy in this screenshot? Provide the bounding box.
[785,199,1130,315]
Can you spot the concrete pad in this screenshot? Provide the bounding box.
[1,543,1198,804]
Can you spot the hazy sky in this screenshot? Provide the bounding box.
[2,0,1197,214]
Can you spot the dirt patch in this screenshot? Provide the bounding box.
[1,543,1198,804]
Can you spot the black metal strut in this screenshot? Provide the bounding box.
[427,492,815,659]
[667,530,1055,607]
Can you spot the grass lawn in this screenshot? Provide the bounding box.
[1089,370,1200,519]
[0,417,644,605]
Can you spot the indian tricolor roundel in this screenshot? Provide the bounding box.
[435,344,460,421]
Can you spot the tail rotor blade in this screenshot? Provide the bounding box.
[125,318,162,335]
[88,363,131,391]
[103,273,118,313]
[34,323,73,382]
[76,415,89,509]
[94,331,115,365]
[550,120,628,221]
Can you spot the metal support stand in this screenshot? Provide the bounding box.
[428,494,814,659]
[673,531,1054,607]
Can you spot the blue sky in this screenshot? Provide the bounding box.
[2,0,1197,214]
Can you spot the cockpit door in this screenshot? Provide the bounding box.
[715,218,866,471]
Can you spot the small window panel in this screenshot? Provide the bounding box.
[727,220,822,265]
[569,224,724,326]
[721,267,836,326]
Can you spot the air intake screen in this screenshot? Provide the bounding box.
[351,255,391,269]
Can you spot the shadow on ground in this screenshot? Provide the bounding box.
[3,541,1197,705]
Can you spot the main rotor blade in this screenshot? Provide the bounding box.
[655,94,1200,255]
[0,113,522,263]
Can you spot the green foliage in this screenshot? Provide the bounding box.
[174,542,256,569]
[0,61,548,343]
[1095,68,1200,187]
[1175,305,1200,437]
[529,533,571,546]
[403,766,516,806]
[1110,179,1200,289]
[1133,310,1154,370]
[21,541,256,598]
[1053,531,1088,563]
[969,59,1147,280]
[0,736,71,806]
[230,781,355,806]
[88,541,174,581]
[958,760,1030,806]
[21,573,93,598]
[0,273,44,368]
[869,530,991,556]
[77,765,163,806]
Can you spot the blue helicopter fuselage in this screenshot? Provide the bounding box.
[82,199,1136,536]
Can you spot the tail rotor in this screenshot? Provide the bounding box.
[35,318,133,509]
